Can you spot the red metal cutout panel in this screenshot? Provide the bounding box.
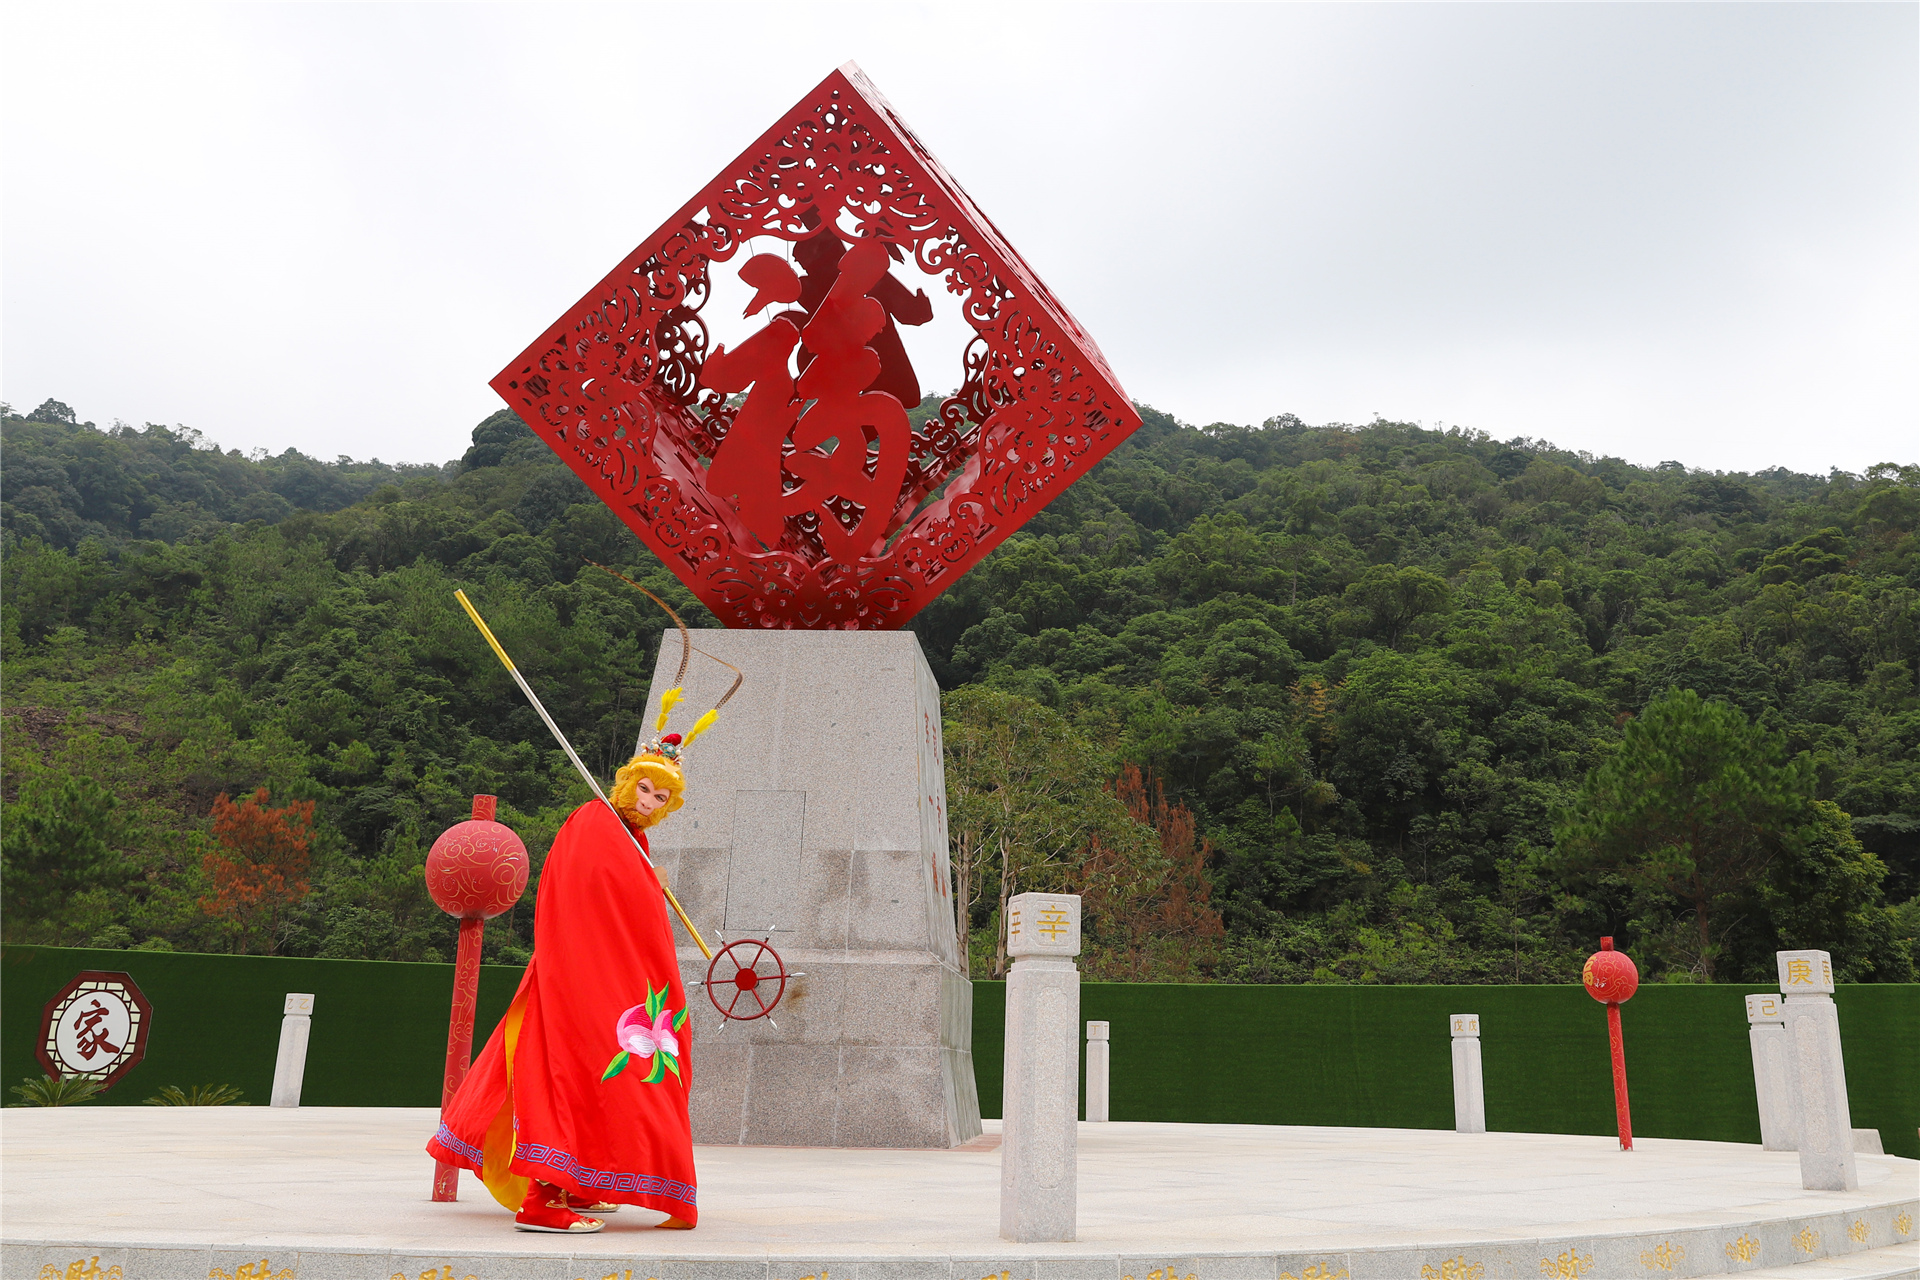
[491,63,1139,629]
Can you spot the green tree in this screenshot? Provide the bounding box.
[5,401,1915,980]
[943,687,1161,976]
[1,774,126,931]
[1335,565,1451,647]
[1553,689,1815,979]
[1756,801,1913,981]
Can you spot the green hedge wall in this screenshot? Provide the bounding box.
[0,946,524,1109]
[5,948,1914,1158]
[973,980,1919,1158]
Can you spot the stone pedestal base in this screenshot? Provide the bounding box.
[1783,993,1858,1191]
[1085,1020,1110,1123]
[1450,1034,1485,1134]
[1001,954,1079,1242]
[270,999,312,1109]
[1748,1021,1796,1150]
[645,630,980,1149]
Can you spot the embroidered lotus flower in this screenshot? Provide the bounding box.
[602,984,687,1084]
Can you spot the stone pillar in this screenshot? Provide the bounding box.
[1744,992,1796,1151]
[1776,950,1858,1191]
[1001,892,1081,1244]
[270,993,314,1109]
[645,631,981,1148]
[1085,1021,1110,1123]
[1450,1013,1485,1134]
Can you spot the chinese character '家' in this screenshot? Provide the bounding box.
[72,999,119,1060]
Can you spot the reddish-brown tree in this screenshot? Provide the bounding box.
[200,787,314,954]
[1082,765,1225,979]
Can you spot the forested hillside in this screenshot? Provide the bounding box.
[4,396,1915,985]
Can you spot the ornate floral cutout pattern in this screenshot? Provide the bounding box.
[491,64,1139,629]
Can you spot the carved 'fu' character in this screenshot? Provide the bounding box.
[703,235,926,561]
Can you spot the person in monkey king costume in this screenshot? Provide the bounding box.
[428,707,713,1233]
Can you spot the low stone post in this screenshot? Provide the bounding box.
[270,993,314,1109]
[1776,950,1858,1191]
[1450,1013,1485,1133]
[1000,892,1080,1243]
[1085,1021,1110,1123]
[1744,992,1796,1151]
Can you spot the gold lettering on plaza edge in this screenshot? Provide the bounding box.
[38,1260,123,1280]
[1420,1259,1483,1280]
[1280,1265,1349,1280]
[1725,1235,1762,1264]
[1898,1211,1915,1237]
[1539,1249,1593,1277]
[1791,1228,1821,1254]
[392,1270,481,1280]
[1637,1242,1685,1273]
[209,1264,294,1280]
[1848,1219,1870,1244]
[1122,1269,1197,1280]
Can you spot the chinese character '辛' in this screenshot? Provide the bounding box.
[1037,908,1070,941]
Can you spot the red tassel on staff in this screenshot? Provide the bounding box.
[424,794,529,1200]
[1582,936,1640,1152]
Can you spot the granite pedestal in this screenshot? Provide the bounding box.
[1776,950,1860,1192]
[268,992,314,1109]
[1450,1012,1486,1134]
[642,629,981,1149]
[1000,892,1083,1243]
[1085,1020,1110,1124]
[1746,992,1798,1152]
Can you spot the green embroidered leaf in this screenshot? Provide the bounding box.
[672,1007,688,1032]
[645,984,665,1020]
[664,1051,681,1079]
[641,1053,667,1084]
[600,1051,631,1082]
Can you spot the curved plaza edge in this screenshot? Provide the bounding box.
[2,1108,1914,1280]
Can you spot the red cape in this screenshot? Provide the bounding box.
[428,800,696,1223]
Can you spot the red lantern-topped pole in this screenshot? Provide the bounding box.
[1582,936,1640,1151]
[425,794,529,1200]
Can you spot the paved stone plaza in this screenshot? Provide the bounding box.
[3,1108,1915,1279]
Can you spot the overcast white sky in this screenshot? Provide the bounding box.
[3,3,1914,476]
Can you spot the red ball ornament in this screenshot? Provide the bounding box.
[1582,935,1640,1004]
[426,795,529,920]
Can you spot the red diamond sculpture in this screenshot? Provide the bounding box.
[491,63,1140,629]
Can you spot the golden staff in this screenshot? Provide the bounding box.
[453,589,712,960]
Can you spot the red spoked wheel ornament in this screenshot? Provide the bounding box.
[703,937,796,1024]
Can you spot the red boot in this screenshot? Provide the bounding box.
[563,1189,620,1215]
[514,1181,605,1233]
